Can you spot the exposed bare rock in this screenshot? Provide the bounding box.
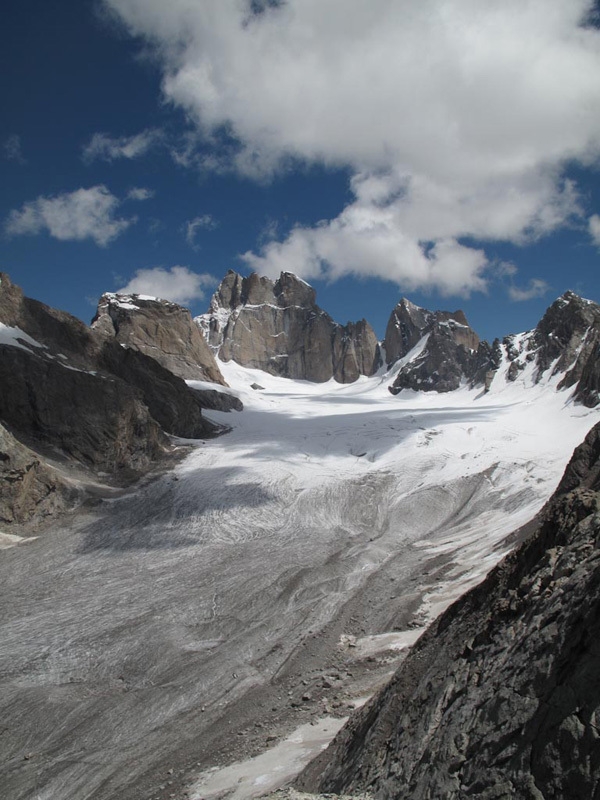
[188,387,243,412]
[0,341,169,475]
[298,422,600,800]
[0,423,80,528]
[0,273,222,506]
[95,341,222,440]
[92,292,226,384]
[384,299,481,394]
[197,270,381,383]
[385,292,600,404]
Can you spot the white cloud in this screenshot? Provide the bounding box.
[82,129,162,162]
[104,0,600,295]
[4,134,25,164]
[589,214,600,246]
[507,278,551,302]
[185,214,217,247]
[127,187,155,201]
[4,185,134,246]
[116,265,216,304]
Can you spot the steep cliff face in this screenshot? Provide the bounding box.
[384,299,483,394]
[92,292,225,384]
[197,271,381,383]
[0,273,225,526]
[0,423,81,529]
[385,292,600,404]
[298,423,600,800]
[499,292,600,407]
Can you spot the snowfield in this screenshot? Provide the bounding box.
[0,357,597,800]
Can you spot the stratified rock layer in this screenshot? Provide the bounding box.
[92,293,225,384]
[298,423,600,799]
[197,271,381,383]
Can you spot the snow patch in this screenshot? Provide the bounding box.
[0,323,46,352]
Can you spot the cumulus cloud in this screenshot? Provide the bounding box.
[589,214,600,246]
[4,185,134,246]
[82,128,162,162]
[185,214,217,248]
[4,134,25,164]
[126,187,155,201]
[507,278,551,302]
[104,0,600,295]
[116,265,216,304]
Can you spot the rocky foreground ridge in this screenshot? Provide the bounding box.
[297,421,600,799]
[0,273,233,530]
[196,270,382,383]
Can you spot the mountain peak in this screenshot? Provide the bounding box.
[92,291,225,384]
[197,270,380,383]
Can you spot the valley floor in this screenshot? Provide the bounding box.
[0,361,597,800]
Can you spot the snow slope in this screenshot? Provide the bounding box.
[1,353,597,800]
[187,355,596,605]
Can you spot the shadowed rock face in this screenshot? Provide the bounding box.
[0,423,81,528]
[384,299,479,367]
[297,422,600,800]
[197,270,381,383]
[0,273,224,526]
[92,293,226,384]
[535,292,600,406]
[385,292,600,403]
[495,294,600,409]
[384,299,482,394]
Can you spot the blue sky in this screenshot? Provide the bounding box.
[1,0,599,344]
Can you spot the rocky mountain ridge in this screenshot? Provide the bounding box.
[384,291,600,403]
[198,271,600,406]
[0,273,234,530]
[2,269,599,532]
[92,291,225,384]
[196,270,382,383]
[297,420,600,799]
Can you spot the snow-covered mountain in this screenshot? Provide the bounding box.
[0,270,599,799]
[198,271,600,410]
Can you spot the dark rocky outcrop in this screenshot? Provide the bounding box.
[92,292,226,384]
[0,273,226,527]
[384,299,482,394]
[385,292,600,404]
[384,299,479,367]
[197,271,381,383]
[0,343,168,474]
[489,293,600,409]
[298,422,600,799]
[0,423,80,528]
[188,387,244,413]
